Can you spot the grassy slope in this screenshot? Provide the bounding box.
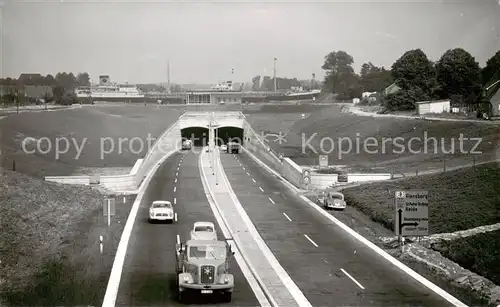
[432,229,500,286]
[250,105,500,171]
[342,162,500,234]
[0,105,182,177]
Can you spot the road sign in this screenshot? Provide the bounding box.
[394,190,429,236]
[319,155,328,167]
[302,169,311,185]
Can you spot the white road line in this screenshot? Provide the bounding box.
[341,268,365,290]
[174,213,178,222]
[247,172,251,176]
[259,186,264,192]
[176,172,178,176]
[242,147,468,307]
[252,178,256,183]
[176,234,180,245]
[242,167,246,171]
[174,197,176,205]
[323,259,328,264]
[268,197,275,204]
[174,178,177,183]
[283,213,292,221]
[177,167,179,171]
[174,186,176,192]
[304,234,318,247]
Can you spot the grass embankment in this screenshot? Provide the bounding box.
[0,168,132,306]
[432,229,500,286]
[342,162,500,234]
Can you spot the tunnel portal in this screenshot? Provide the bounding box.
[180,127,209,147]
[215,126,244,146]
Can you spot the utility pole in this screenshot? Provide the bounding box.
[167,60,171,94]
[273,57,277,93]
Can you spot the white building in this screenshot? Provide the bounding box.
[415,99,450,115]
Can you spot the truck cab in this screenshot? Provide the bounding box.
[175,240,234,302]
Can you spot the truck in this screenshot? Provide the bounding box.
[175,239,235,302]
[227,142,240,154]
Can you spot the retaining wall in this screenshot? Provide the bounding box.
[242,120,304,189]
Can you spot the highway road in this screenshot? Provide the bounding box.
[115,150,259,306]
[219,151,458,307]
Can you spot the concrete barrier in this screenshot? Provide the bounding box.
[347,173,391,183]
[310,173,339,189]
[45,175,90,185]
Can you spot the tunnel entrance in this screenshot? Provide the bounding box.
[216,126,244,146]
[181,127,209,147]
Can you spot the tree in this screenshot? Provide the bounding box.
[321,50,358,99]
[44,74,56,86]
[252,76,261,91]
[435,48,481,100]
[482,50,500,85]
[359,62,393,93]
[391,49,438,94]
[76,72,90,86]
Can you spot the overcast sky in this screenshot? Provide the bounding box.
[1,0,499,84]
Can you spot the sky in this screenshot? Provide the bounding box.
[1,0,500,85]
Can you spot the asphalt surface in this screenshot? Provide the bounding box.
[115,150,259,306]
[219,151,459,307]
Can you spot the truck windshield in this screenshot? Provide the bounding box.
[189,245,226,260]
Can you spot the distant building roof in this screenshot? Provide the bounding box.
[384,82,401,95]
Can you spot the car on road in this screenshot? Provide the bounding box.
[182,140,192,150]
[148,200,175,223]
[190,221,217,241]
[323,191,346,210]
[220,144,227,152]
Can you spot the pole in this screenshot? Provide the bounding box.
[215,127,218,185]
[273,58,277,93]
[107,199,110,227]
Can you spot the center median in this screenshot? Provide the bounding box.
[198,147,312,307]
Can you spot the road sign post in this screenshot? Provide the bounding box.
[394,190,429,243]
[103,198,116,227]
[302,169,311,187]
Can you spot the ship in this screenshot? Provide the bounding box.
[75,75,144,100]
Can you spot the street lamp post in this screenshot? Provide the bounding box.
[273,57,277,93]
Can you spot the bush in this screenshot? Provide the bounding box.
[432,230,500,286]
[316,167,343,174]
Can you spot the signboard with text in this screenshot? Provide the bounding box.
[394,190,429,236]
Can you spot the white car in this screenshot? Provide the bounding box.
[189,221,217,240]
[220,144,227,152]
[149,200,175,223]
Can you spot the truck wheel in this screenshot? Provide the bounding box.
[177,288,183,302]
[221,292,232,303]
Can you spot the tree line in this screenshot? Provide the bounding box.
[321,48,500,111]
[0,72,91,105]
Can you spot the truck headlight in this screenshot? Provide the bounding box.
[224,277,229,284]
[183,275,191,283]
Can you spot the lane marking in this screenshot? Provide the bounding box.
[198,150,273,307]
[304,234,318,247]
[173,186,176,192]
[259,186,264,192]
[283,213,292,222]
[177,167,179,171]
[102,149,179,307]
[176,172,178,176]
[252,178,256,183]
[174,213,178,222]
[247,172,251,176]
[174,197,176,205]
[242,167,246,171]
[174,178,177,183]
[176,234,180,245]
[213,151,313,307]
[323,259,328,264]
[268,197,275,205]
[242,147,468,307]
[341,268,365,290]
